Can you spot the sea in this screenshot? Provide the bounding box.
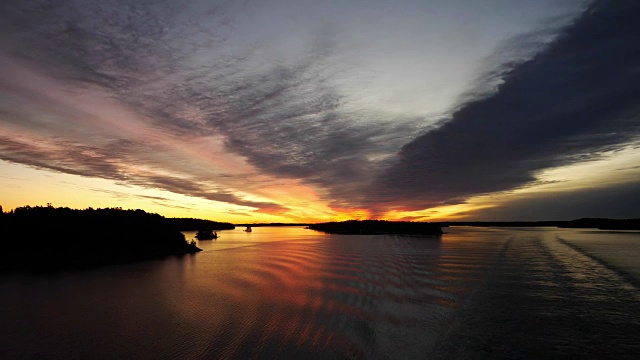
[1,226,639,359]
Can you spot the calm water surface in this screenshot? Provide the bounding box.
[1,227,639,359]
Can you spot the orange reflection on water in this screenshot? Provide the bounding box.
[174,226,502,357]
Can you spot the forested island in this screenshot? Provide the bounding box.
[0,205,202,273]
[308,220,443,235]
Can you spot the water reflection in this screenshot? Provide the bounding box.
[180,228,456,358]
[1,227,639,359]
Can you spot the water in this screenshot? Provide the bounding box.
[1,227,639,359]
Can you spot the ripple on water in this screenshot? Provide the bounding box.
[2,227,639,359]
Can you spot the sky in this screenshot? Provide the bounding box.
[1,0,639,223]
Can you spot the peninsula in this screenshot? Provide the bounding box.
[0,205,202,273]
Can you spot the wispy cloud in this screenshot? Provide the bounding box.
[0,134,284,211]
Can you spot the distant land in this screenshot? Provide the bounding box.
[308,220,443,235]
[242,218,640,231]
[0,205,202,273]
[439,218,640,230]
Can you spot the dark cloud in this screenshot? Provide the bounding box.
[370,0,640,212]
[0,0,234,89]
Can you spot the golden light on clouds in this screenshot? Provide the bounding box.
[2,141,639,223]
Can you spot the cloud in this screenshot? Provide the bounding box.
[0,136,126,180]
[0,0,423,211]
[369,0,640,212]
[0,135,285,211]
[3,0,636,221]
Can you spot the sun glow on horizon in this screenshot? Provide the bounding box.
[3,139,640,223]
[0,160,379,223]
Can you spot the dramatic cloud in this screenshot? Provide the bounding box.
[4,0,636,221]
[371,0,640,212]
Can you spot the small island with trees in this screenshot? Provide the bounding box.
[0,205,214,273]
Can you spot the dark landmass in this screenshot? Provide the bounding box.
[558,218,640,230]
[306,218,640,236]
[0,206,201,274]
[308,220,443,236]
[237,218,640,234]
[441,218,640,230]
[168,217,235,231]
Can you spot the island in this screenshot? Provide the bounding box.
[308,220,443,235]
[195,229,219,240]
[0,205,202,273]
